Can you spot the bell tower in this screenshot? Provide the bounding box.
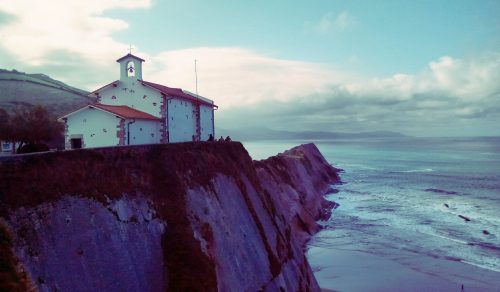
[116,53,145,82]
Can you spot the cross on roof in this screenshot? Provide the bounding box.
[128,44,133,54]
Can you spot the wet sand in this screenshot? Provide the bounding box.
[307,246,500,292]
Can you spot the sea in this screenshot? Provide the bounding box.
[243,137,500,291]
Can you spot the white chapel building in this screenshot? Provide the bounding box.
[59,53,217,149]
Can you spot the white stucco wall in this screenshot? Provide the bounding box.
[119,57,143,81]
[98,82,163,118]
[66,108,121,148]
[126,119,162,145]
[167,99,196,143]
[200,105,214,141]
[91,72,216,144]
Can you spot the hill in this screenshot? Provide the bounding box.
[0,69,93,116]
[217,127,408,141]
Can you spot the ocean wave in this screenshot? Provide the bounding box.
[470,241,500,252]
[396,168,434,173]
[460,260,500,273]
[342,189,371,195]
[424,188,458,195]
[340,163,378,170]
[416,229,469,245]
[425,173,500,185]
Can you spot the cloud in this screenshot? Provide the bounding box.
[212,52,500,136]
[146,47,355,107]
[305,11,356,34]
[0,0,151,88]
[1,1,498,136]
[0,10,15,25]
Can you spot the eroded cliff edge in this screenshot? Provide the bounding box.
[0,142,340,291]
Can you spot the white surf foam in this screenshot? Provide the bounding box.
[400,168,434,173]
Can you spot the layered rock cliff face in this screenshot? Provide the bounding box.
[0,142,340,291]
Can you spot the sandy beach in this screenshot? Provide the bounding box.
[308,245,500,292]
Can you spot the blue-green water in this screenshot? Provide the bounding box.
[244,137,500,288]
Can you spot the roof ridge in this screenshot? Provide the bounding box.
[141,80,217,108]
[116,53,145,63]
[94,104,133,108]
[91,104,160,120]
[143,80,182,90]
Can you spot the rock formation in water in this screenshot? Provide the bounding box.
[0,142,340,291]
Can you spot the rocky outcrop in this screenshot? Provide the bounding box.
[255,143,341,246]
[0,142,340,291]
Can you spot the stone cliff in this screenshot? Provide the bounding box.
[0,142,340,291]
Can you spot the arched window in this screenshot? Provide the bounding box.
[127,61,135,77]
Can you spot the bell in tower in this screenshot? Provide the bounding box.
[117,52,145,82]
[127,61,135,77]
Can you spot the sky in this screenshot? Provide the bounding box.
[0,0,499,137]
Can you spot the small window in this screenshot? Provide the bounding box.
[112,96,117,99]
[140,128,143,131]
[153,102,157,106]
[143,95,147,99]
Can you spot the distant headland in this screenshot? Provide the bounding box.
[218,127,408,141]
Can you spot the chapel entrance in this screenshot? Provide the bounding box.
[70,138,82,149]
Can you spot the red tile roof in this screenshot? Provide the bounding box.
[92,104,160,120]
[88,80,119,96]
[87,80,217,108]
[141,81,217,108]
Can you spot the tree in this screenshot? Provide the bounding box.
[0,105,63,153]
[0,109,9,134]
[0,108,13,144]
